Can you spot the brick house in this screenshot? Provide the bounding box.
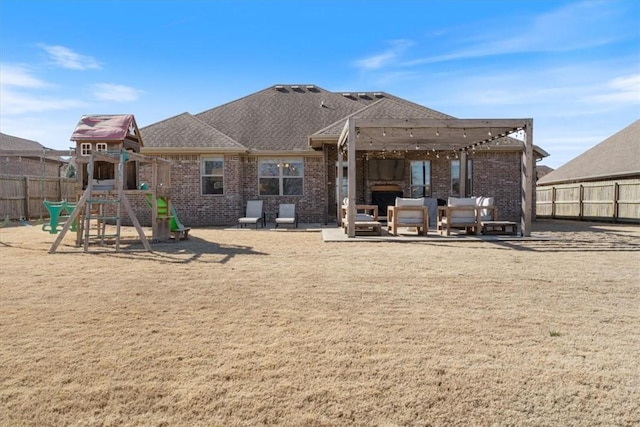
[0,132,67,177]
[141,84,547,232]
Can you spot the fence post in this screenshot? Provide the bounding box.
[551,187,556,218]
[579,184,584,220]
[23,176,30,220]
[613,182,619,223]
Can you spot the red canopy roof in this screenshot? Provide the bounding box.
[70,115,136,141]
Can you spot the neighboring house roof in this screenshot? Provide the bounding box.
[141,112,247,152]
[71,114,142,145]
[536,165,554,181]
[538,119,640,185]
[193,85,384,151]
[0,132,66,161]
[0,132,45,151]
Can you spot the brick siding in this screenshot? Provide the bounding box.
[119,148,530,227]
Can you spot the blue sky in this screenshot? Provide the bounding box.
[1,0,638,168]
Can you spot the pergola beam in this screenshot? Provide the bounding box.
[352,118,529,129]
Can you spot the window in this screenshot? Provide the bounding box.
[96,143,107,152]
[201,157,224,195]
[259,158,304,196]
[335,161,348,199]
[80,143,92,156]
[451,159,473,197]
[410,160,431,198]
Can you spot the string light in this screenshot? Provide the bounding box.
[435,129,440,137]
[463,129,467,138]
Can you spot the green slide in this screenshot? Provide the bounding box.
[143,193,188,232]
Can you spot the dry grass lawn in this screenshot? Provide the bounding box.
[1,220,639,426]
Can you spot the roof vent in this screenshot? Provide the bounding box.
[274,85,285,91]
[291,85,299,89]
[306,85,316,90]
[373,92,384,98]
[342,93,354,98]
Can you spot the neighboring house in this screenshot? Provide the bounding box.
[0,132,66,177]
[141,84,548,227]
[536,165,554,181]
[537,119,640,222]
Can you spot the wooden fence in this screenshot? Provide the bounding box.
[536,179,640,223]
[0,175,78,220]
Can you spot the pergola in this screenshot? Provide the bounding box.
[337,117,534,237]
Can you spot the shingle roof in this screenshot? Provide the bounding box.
[538,119,640,185]
[194,85,382,151]
[0,132,45,151]
[313,96,453,137]
[142,112,246,151]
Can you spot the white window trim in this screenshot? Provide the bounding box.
[258,157,304,196]
[201,156,224,195]
[80,143,92,156]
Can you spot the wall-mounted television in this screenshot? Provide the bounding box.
[367,159,405,180]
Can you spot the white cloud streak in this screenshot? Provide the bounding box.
[0,62,87,115]
[92,83,144,102]
[39,44,101,70]
[0,88,87,115]
[364,2,634,68]
[0,63,49,88]
[353,39,414,70]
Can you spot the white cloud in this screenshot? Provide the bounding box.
[584,74,640,104]
[403,2,634,67]
[0,63,87,115]
[92,83,144,102]
[0,63,49,88]
[353,39,414,70]
[39,44,100,70]
[0,88,87,115]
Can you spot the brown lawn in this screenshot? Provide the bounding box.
[1,220,639,426]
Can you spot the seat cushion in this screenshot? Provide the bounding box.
[396,197,425,207]
[448,197,477,220]
[476,197,495,220]
[394,198,426,222]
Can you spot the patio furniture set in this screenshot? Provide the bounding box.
[236,197,519,236]
[341,196,519,237]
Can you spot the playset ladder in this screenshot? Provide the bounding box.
[49,151,151,253]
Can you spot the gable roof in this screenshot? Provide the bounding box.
[538,119,640,185]
[194,85,384,151]
[71,114,142,146]
[141,112,247,153]
[0,132,45,151]
[311,96,453,141]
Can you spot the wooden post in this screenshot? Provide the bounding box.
[337,148,344,226]
[23,176,30,220]
[347,118,357,238]
[521,120,533,237]
[613,182,620,223]
[579,184,584,220]
[323,144,329,225]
